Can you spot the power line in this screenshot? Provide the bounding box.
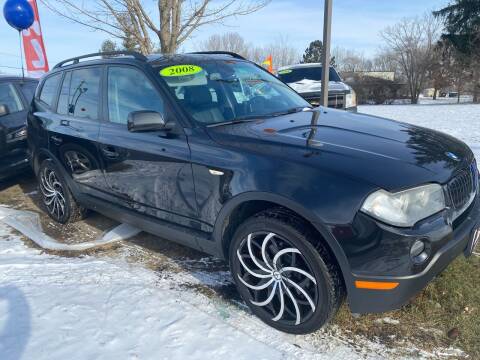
[0,65,24,70]
[0,51,21,58]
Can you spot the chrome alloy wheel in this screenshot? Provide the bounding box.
[236,232,318,326]
[40,167,66,220]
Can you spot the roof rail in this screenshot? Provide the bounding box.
[53,51,148,69]
[189,51,246,60]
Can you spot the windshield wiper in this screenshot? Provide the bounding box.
[270,106,313,117]
[206,118,259,128]
[206,107,313,128]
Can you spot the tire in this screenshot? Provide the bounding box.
[37,159,87,224]
[229,208,344,334]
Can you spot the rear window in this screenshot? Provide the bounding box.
[39,74,61,108]
[18,81,38,103]
[277,66,341,83]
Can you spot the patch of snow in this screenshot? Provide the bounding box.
[0,206,141,251]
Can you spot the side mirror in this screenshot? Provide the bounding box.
[0,104,10,117]
[127,111,174,132]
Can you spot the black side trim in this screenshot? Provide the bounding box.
[77,193,207,252]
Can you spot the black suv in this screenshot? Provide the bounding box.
[0,76,38,180]
[27,51,479,334]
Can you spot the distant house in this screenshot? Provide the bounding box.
[341,71,396,82]
[339,71,407,104]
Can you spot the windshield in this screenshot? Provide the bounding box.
[277,66,342,83]
[156,60,310,125]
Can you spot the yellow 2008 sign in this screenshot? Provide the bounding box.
[160,65,203,77]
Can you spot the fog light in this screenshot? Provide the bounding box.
[410,239,428,264]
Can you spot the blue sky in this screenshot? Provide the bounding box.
[0,0,450,75]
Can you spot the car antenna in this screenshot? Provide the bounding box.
[307,109,320,147]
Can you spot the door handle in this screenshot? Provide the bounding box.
[60,119,70,126]
[50,135,63,145]
[101,146,120,159]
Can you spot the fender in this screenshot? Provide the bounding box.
[212,191,354,289]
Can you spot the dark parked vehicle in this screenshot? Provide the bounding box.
[27,51,479,334]
[0,76,38,180]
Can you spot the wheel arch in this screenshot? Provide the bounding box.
[213,192,354,289]
[33,148,80,195]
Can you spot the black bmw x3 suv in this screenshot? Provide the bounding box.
[27,51,479,334]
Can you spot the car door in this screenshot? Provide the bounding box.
[98,65,198,228]
[0,81,29,157]
[45,67,106,191]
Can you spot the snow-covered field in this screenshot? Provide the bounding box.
[359,103,480,161]
[1,102,478,360]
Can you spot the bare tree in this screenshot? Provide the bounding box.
[40,0,270,54]
[381,14,441,104]
[197,32,251,58]
[197,32,300,69]
[332,46,373,72]
[100,39,118,53]
[261,35,300,68]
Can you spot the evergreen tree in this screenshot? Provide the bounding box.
[434,0,480,102]
[434,0,480,56]
[302,40,336,65]
[302,40,323,63]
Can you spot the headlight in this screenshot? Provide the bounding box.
[7,128,27,142]
[361,184,445,227]
[345,89,357,108]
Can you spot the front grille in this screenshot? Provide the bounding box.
[446,162,478,211]
[328,94,345,109]
[303,93,345,109]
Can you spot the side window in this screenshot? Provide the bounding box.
[0,83,24,113]
[39,73,61,108]
[65,67,102,120]
[108,66,164,124]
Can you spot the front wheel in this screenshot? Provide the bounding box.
[229,209,344,334]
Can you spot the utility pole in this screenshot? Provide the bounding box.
[320,0,332,107]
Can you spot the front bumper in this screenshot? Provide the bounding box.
[340,193,480,314]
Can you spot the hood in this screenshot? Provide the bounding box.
[206,108,474,191]
[288,80,350,94]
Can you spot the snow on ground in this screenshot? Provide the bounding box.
[358,103,480,161]
[0,224,282,360]
[0,223,388,360]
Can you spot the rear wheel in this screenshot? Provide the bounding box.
[38,159,87,224]
[229,209,343,334]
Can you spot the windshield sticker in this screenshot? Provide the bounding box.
[160,65,204,77]
[278,69,292,75]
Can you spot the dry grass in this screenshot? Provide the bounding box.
[332,255,480,358]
